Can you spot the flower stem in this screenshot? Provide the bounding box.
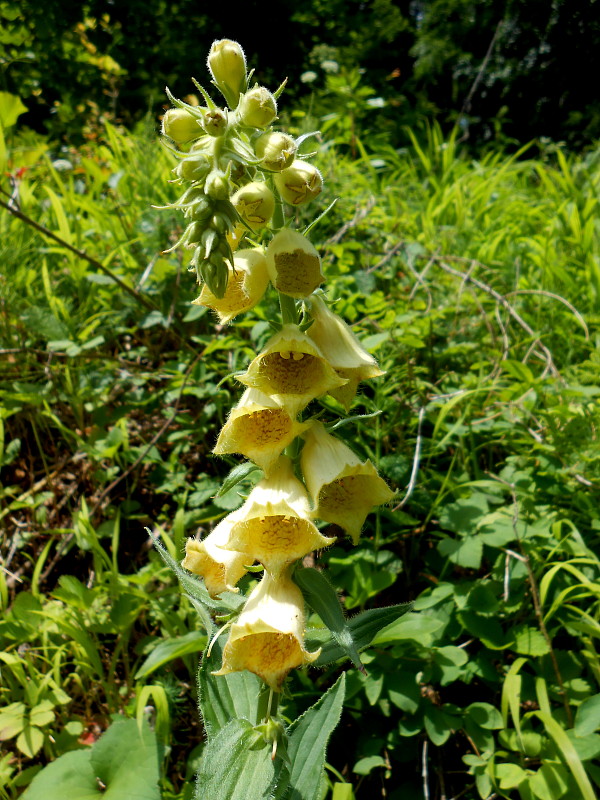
[279,291,299,326]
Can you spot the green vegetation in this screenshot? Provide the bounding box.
[1,73,600,798]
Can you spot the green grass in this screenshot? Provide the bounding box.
[1,119,599,799]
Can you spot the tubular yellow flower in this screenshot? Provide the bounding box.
[274,160,323,206]
[224,455,335,576]
[207,39,247,104]
[213,570,320,691]
[193,249,269,323]
[182,510,250,597]
[231,182,275,231]
[307,295,385,410]
[254,131,296,171]
[214,388,311,474]
[237,324,347,416]
[300,422,395,544]
[265,229,324,298]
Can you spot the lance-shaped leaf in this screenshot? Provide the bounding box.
[198,636,262,738]
[274,673,346,800]
[305,602,413,666]
[150,532,244,619]
[293,567,364,672]
[195,717,287,800]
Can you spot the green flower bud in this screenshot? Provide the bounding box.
[274,160,323,206]
[207,39,247,106]
[176,153,211,182]
[204,169,230,200]
[162,108,203,144]
[231,181,275,231]
[203,107,228,136]
[239,87,277,129]
[254,131,296,171]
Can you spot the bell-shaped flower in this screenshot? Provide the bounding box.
[300,422,395,544]
[306,295,385,410]
[213,570,320,691]
[237,324,347,417]
[194,249,269,323]
[213,388,311,475]
[265,229,324,298]
[224,455,335,576]
[181,509,250,597]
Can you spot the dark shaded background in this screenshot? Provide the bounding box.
[2,0,599,147]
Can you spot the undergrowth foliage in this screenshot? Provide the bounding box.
[0,53,599,800]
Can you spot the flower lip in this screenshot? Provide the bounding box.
[237,325,347,416]
[213,388,311,475]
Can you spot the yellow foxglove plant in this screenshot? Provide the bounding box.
[156,38,408,800]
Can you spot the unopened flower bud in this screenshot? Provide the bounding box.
[265,229,324,298]
[162,108,203,144]
[275,160,323,206]
[239,87,277,128]
[254,131,296,171]
[208,39,247,106]
[204,169,230,200]
[176,153,211,182]
[195,248,269,323]
[203,107,227,136]
[231,181,275,231]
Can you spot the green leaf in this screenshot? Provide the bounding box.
[29,700,55,728]
[332,784,355,800]
[495,762,528,790]
[198,636,262,738]
[22,717,160,800]
[513,626,550,657]
[215,461,262,497]
[387,672,421,714]
[195,718,285,800]
[150,532,243,615]
[438,535,483,569]
[17,726,45,758]
[372,612,443,645]
[465,703,503,730]
[134,631,207,679]
[294,567,363,671]
[529,762,569,800]
[353,755,386,775]
[279,673,346,800]
[423,704,457,746]
[574,693,600,737]
[0,92,28,128]
[306,603,412,666]
[533,711,597,800]
[0,702,26,740]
